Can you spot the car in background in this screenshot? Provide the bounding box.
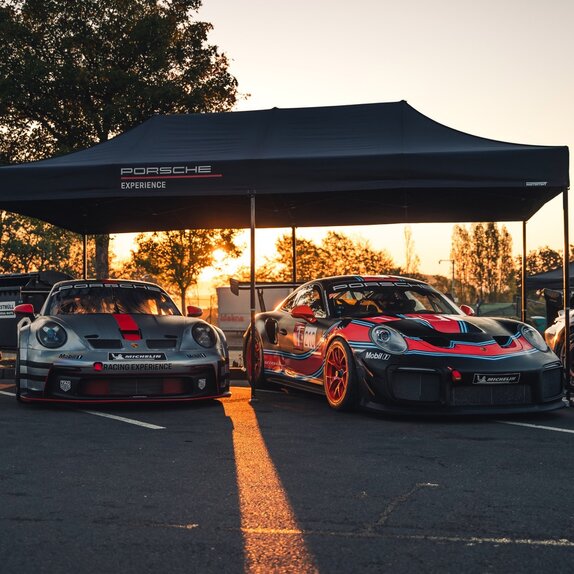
[544,305,574,384]
[244,275,564,414]
[15,279,230,404]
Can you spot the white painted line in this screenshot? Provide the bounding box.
[82,410,165,430]
[497,420,574,435]
[0,390,15,397]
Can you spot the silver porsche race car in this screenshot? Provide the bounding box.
[14,279,230,404]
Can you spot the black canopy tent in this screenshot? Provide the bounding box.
[0,100,570,388]
[0,101,568,232]
[527,262,574,290]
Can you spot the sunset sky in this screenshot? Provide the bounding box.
[115,0,573,277]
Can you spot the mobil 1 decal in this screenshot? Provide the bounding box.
[293,323,318,350]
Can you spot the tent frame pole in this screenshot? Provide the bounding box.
[249,193,257,400]
[563,188,571,399]
[83,234,88,279]
[291,226,297,283]
[521,221,527,323]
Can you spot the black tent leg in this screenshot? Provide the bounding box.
[521,221,526,323]
[563,188,571,402]
[83,234,88,279]
[249,193,257,402]
[291,226,297,283]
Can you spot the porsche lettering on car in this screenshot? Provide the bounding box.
[15,280,230,404]
[244,275,564,414]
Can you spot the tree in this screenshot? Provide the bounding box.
[0,211,95,275]
[515,244,574,290]
[524,246,566,276]
[127,229,242,311]
[450,225,474,303]
[240,231,396,282]
[0,0,238,277]
[403,226,421,277]
[451,223,515,303]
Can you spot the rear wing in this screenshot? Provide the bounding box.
[229,279,301,312]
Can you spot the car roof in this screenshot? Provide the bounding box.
[50,279,165,290]
[306,275,428,288]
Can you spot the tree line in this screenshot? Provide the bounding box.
[1,215,570,310]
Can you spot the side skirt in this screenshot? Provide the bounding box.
[266,375,325,396]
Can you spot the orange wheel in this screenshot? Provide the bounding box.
[323,339,357,410]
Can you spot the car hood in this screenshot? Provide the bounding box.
[44,313,195,348]
[371,314,525,342]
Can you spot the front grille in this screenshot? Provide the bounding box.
[87,339,123,349]
[452,384,531,406]
[542,367,563,399]
[81,378,188,396]
[46,366,217,399]
[391,370,441,402]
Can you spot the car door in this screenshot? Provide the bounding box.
[278,283,330,386]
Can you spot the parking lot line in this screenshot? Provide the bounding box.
[81,410,166,430]
[497,420,574,435]
[0,390,15,397]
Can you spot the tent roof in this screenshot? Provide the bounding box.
[526,262,574,290]
[0,101,568,234]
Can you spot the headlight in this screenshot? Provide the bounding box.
[37,321,68,348]
[370,325,407,354]
[521,325,548,352]
[192,323,216,348]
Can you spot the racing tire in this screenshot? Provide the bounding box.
[245,331,273,390]
[323,338,358,411]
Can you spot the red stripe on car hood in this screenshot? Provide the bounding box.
[113,313,141,340]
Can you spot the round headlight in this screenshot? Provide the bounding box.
[520,324,548,352]
[370,325,408,354]
[37,321,68,348]
[192,323,216,348]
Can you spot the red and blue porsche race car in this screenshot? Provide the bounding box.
[244,275,564,414]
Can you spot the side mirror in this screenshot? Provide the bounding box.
[14,303,35,317]
[186,305,203,318]
[459,304,475,316]
[291,304,317,323]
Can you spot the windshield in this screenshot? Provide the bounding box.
[45,284,180,316]
[328,284,460,318]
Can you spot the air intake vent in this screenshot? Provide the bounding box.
[146,339,177,349]
[88,339,123,349]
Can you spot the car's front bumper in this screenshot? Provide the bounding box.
[19,354,231,403]
[355,352,565,415]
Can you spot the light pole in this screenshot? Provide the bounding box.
[439,259,455,300]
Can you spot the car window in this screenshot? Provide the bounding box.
[280,285,327,318]
[329,284,458,317]
[46,285,181,316]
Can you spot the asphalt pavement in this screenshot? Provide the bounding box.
[1,379,574,573]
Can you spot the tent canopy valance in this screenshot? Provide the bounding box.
[0,101,568,234]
